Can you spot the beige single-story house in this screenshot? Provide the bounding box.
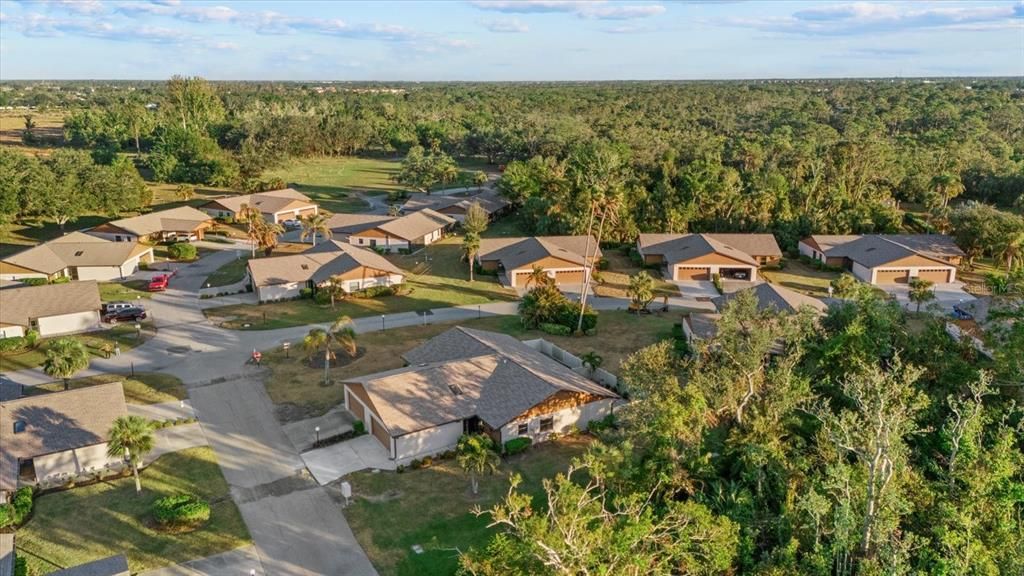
[682,283,827,346]
[248,240,405,302]
[343,327,619,465]
[49,555,131,576]
[477,236,601,288]
[637,233,782,282]
[798,234,964,285]
[199,188,319,223]
[0,281,102,338]
[400,190,509,223]
[88,206,214,243]
[0,232,154,282]
[327,209,456,253]
[0,382,128,504]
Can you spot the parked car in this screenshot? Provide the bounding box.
[102,301,139,314]
[951,305,973,321]
[283,219,302,230]
[148,274,170,291]
[102,307,147,323]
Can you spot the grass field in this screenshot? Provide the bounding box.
[0,110,65,154]
[204,255,252,288]
[594,248,679,300]
[760,258,841,297]
[206,236,517,330]
[263,310,671,420]
[99,280,152,302]
[23,372,187,405]
[0,323,154,372]
[345,436,591,576]
[15,447,250,575]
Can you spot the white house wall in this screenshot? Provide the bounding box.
[36,311,101,337]
[674,264,756,282]
[0,271,49,281]
[394,420,464,465]
[75,265,124,281]
[350,236,410,253]
[257,282,302,302]
[0,325,25,339]
[852,261,874,283]
[798,241,822,261]
[499,398,615,445]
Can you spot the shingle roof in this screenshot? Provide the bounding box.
[685,312,721,340]
[401,190,508,215]
[201,188,315,215]
[637,233,781,266]
[805,234,963,267]
[346,327,618,435]
[477,236,601,271]
[0,281,101,328]
[248,242,403,287]
[48,555,130,576]
[325,213,398,235]
[0,382,128,491]
[713,283,827,315]
[326,210,456,242]
[1,232,151,275]
[104,206,212,236]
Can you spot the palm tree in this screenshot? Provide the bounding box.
[462,232,480,282]
[456,433,500,496]
[996,230,1024,272]
[930,173,964,210]
[577,194,621,333]
[107,415,154,493]
[580,351,603,376]
[523,265,552,289]
[42,337,90,391]
[473,171,488,191]
[908,278,936,313]
[300,213,332,247]
[176,184,196,201]
[238,204,263,258]
[302,316,357,385]
[257,221,285,256]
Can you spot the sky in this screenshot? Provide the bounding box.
[0,0,1021,80]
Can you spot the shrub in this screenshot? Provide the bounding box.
[540,323,572,336]
[596,257,610,271]
[588,413,617,433]
[14,557,27,576]
[299,287,313,299]
[24,329,39,347]
[21,277,48,286]
[711,273,723,294]
[0,487,34,529]
[168,242,198,260]
[504,437,533,455]
[0,336,28,354]
[410,458,422,469]
[51,276,71,284]
[153,493,211,528]
[421,456,433,467]
[314,289,332,305]
[355,285,394,298]
[353,420,366,435]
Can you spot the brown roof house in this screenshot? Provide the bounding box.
[88,206,214,243]
[0,382,128,504]
[477,236,601,288]
[0,281,102,338]
[400,190,509,223]
[798,234,964,285]
[247,240,405,302]
[637,233,782,282]
[200,188,319,224]
[342,327,619,465]
[0,232,154,282]
[327,209,456,253]
[683,283,828,348]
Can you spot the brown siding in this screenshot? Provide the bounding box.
[675,267,710,281]
[510,391,605,423]
[875,269,909,284]
[917,269,952,283]
[825,257,848,268]
[0,261,49,276]
[479,260,499,272]
[346,388,365,422]
[643,254,664,265]
[883,254,950,268]
[509,256,584,274]
[354,228,390,239]
[439,206,466,215]
[90,223,133,235]
[674,252,755,267]
[331,266,395,282]
[345,382,383,423]
[371,416,391,450]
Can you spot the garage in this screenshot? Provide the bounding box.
[553,269,585,285]
[346,390,365,422]
[675,266,710,281]
[370,417,391,452]
[916,268,952,283]
[875,269,909,284]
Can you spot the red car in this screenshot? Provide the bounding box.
[147,274,170,292]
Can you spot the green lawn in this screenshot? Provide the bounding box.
[263,311,671,421]
[760,258,841,297]
[479,215,530,239]
[0,323,154,372]
[99,280,152,302]
[206,237,517,331]
[203,255,252,288]
[346,436,591,576]
[16,447,250,576]
[23,372,187,405]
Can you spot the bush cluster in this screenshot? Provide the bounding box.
[152,493,211,529]
[0,487,34,529]
[168,242,198,260]
[519,282,598,333]
[352,420,366,435]
[540,323,572,336]
[503,437,533,455]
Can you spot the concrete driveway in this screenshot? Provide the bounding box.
[672,281,719,311]
[302,435,394,485]
[883,282,976,313]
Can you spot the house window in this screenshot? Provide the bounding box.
[13,420,26,434]
[539,417,553,433]
[517,423,528,436]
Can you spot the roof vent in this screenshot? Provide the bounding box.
[448,384,463,395]
[74,251,84,256]
[865,248,876,252]
[13,420,26,434]
[300,264,309,270]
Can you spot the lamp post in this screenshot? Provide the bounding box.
[134,322,142,339]
[381,314,385,331]
[315,426,321,445]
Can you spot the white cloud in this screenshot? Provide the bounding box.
[471,0,666,21]
[14,0,105,15]
[482,17,529,33]
[724,2,1021,36]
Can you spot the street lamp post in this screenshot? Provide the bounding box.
[134,323,142,339]
[315,426,321,445]
[381,314,385,331]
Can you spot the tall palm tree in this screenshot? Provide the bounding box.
[462,232,480,282]
[257,221,285,256]
[107,415,154,493]
[302,316,357,385]
[42,337,90,391]
[996,230,1024,272]
[576,194,622,333]
[238,204,263,258]
[300,213,332,247]
[456,433,500,496]
[524,265,552,289]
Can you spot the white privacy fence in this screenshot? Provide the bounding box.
[523,339,620,392]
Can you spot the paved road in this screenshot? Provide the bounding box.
[139,545,263,576]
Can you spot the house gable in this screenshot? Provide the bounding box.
[507,390,606,424]
[674,251,755,267]
[508,255,584,273]
[869,253,951,269]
